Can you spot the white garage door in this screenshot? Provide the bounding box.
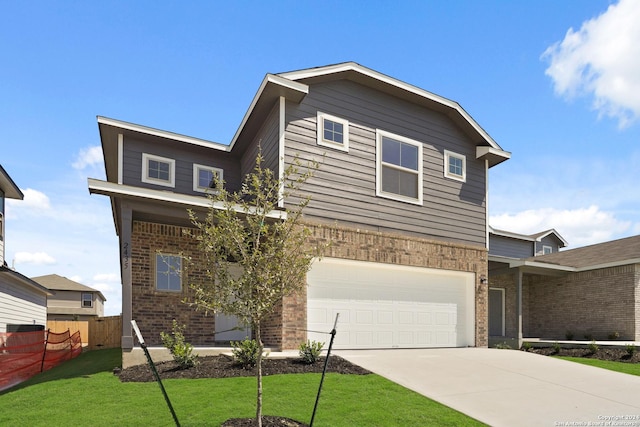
[307,258,475,349]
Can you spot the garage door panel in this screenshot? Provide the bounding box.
[307,258,475,349]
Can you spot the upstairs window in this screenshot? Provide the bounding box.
[444,150,466,182]
[82,293,93,308]
[376,130,423,204]
[156,253,182,292]
[142,153,175,188]
[317,112,349,152]
[193,164,223,193]
[543,245,553,255]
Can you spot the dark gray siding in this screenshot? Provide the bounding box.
[489,235,534,258]
[122,135,242,194]
[283,80,487,247]
[240,102,280,179]
[536,235,561,255]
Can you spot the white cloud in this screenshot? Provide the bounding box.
[13,251,57,266]
[490,205,631,248]
[72,146,103,170]
[5,188,51,219]
[542,0,640,128]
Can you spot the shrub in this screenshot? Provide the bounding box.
[521,341,532,352]
[587,340,599,355]
[231,338,265,369]
[552,341,561,354]
[608,331,620,340]
[626,344,637,357]
[494,342,512,349]
[299,340,324,364]
[160,319,199,369]
[565,331,574,340]
[583,333,594,341]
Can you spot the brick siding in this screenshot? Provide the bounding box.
[131,220,489,349]
[491,264,640,341]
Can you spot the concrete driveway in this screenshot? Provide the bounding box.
[336,348,640,426]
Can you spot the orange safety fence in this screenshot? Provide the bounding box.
[0,329,82,392]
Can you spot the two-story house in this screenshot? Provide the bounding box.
[31,274,106,321]
[88,62,511,366]
[0,164,51,333]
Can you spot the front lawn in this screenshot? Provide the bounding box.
[554,356,640,377]
[0,348,483,426]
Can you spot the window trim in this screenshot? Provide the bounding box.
[142,153,176,188]
[444,150,466,182]
[81,292,93,308]
[542,245,553,255]
[317,112,349,152]
[193,164,224,193]
[155,253,183,292]
[375,129,423,205]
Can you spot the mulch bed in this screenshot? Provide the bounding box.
[528,346,640,362]
[116,354,370,426]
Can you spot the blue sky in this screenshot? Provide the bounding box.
[2,0,639,316]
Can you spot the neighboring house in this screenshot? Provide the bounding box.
[489,230,640,346]
[31,274,106,321]
[0,164,51,333]
[88,62,511,364]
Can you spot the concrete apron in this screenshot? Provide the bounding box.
[336,348,640,427]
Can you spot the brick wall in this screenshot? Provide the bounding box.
[131,220,489,349]
[490,264,640,341]
[303,223,489,347]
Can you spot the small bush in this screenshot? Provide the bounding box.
[299,340,324,364]
[565,331,574,340]
[626,344,637,357]
[494,342,512,349]
[231,338,265,369]
[521,341,532,352]
[587,340,599,355]
[160,319,199,369]
[583,333,594,341]
[608,331,620,340]
[552,341,561,354]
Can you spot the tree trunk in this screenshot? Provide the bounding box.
[255,322,263,427]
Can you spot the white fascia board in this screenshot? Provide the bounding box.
[490,228,536,242]
[575,258,640,272]
[280,62,505,151]
[508,259,576,273]
[97,116,229,152]
[87,178,287,220]
[228,74,309,150]
[476,146,511,166]
[534,229,569,247]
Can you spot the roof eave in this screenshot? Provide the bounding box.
[0,164,24,200]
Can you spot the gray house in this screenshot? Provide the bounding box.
[89,62,511,366]
[0,164,51,333]
[32,274,106,321]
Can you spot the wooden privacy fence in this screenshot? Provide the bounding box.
[46,316,122,350]
[88,316,122,350]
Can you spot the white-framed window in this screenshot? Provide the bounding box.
[193,164,223,193]
[543,245,553,255]
[82,293,93,308]
[376,129,423,204]
[155,253,182,292]
[142,153,175,188]
[317,112,349,152]
[444,150,466,182]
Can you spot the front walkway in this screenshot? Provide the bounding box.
[336,348,640,427]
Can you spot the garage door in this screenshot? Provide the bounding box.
[307,258,475,349]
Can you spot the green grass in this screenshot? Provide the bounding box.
[0,348,484,426]
[555,356,640,376]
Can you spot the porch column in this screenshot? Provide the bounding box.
[516,268,523,349]
[120,205,134,349]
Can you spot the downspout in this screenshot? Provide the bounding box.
[517,268,523,349]
[278,96,286,209]
[121,204,134,350]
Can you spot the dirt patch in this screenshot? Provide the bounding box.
[116,354,369,426]
[528,346,640,362]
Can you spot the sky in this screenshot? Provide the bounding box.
[2,0,639,316]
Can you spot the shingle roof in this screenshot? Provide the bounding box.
[31,274,106,301]
[528,234,640,269]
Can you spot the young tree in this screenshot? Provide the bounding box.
[187,151,322,426]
